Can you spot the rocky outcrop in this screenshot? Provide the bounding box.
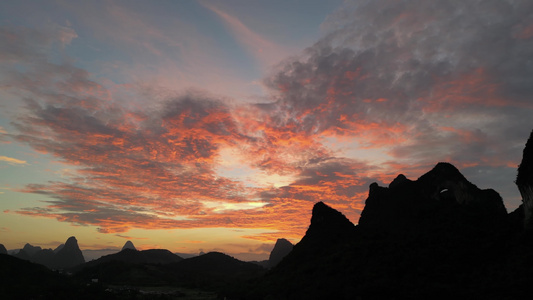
[121,240,137,251]
[516,130,533,230]
[359,162,507,235]
[300,201,356,246]
[257,202,358,299]
[52,236,85,269]
[0,244,7,255]
[268,238,293,268]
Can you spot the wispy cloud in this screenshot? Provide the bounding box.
[0,155,28,165]
[115,234,148,240]
[201,2,292,69]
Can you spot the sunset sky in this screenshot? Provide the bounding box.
[1,0,532,261]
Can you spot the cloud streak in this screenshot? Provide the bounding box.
[0,155,27,165]
[202,2,291,69]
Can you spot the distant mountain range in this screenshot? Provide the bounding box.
[10,236,85,270]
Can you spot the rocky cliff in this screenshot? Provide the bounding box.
[52,236,85,269]
[517,130,533,230]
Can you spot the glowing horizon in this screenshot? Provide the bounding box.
[1,0,531,261]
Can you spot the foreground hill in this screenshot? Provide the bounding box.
[0,254,110,299]
[241,131,533,299]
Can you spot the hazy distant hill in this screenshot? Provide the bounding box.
[174,252,197,259]
[10,236,85,270]
[121,240,136,251]
[268,238,293,268]
[81,248,182,268]
[22,243,42,256]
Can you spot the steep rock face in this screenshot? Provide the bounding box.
[53,236,85,269]
[517,130,533,230]
[122,241,137,251]
[0,244,7,255]
[268,238,293,268]
[359,162,507,235]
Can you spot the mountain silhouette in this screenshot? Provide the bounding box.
[0,244,7,255]
[22,243,42,256]
[268,238,293,268]
[243,131,533,299]
[359,162,507,235]
[121,240,137,251]
[52,236,85,269]
[10,236,85,270]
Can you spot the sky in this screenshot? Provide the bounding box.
[1,0,532,261]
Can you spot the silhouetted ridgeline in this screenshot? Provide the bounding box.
[11,236,85,270]
[239,130,533,300]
